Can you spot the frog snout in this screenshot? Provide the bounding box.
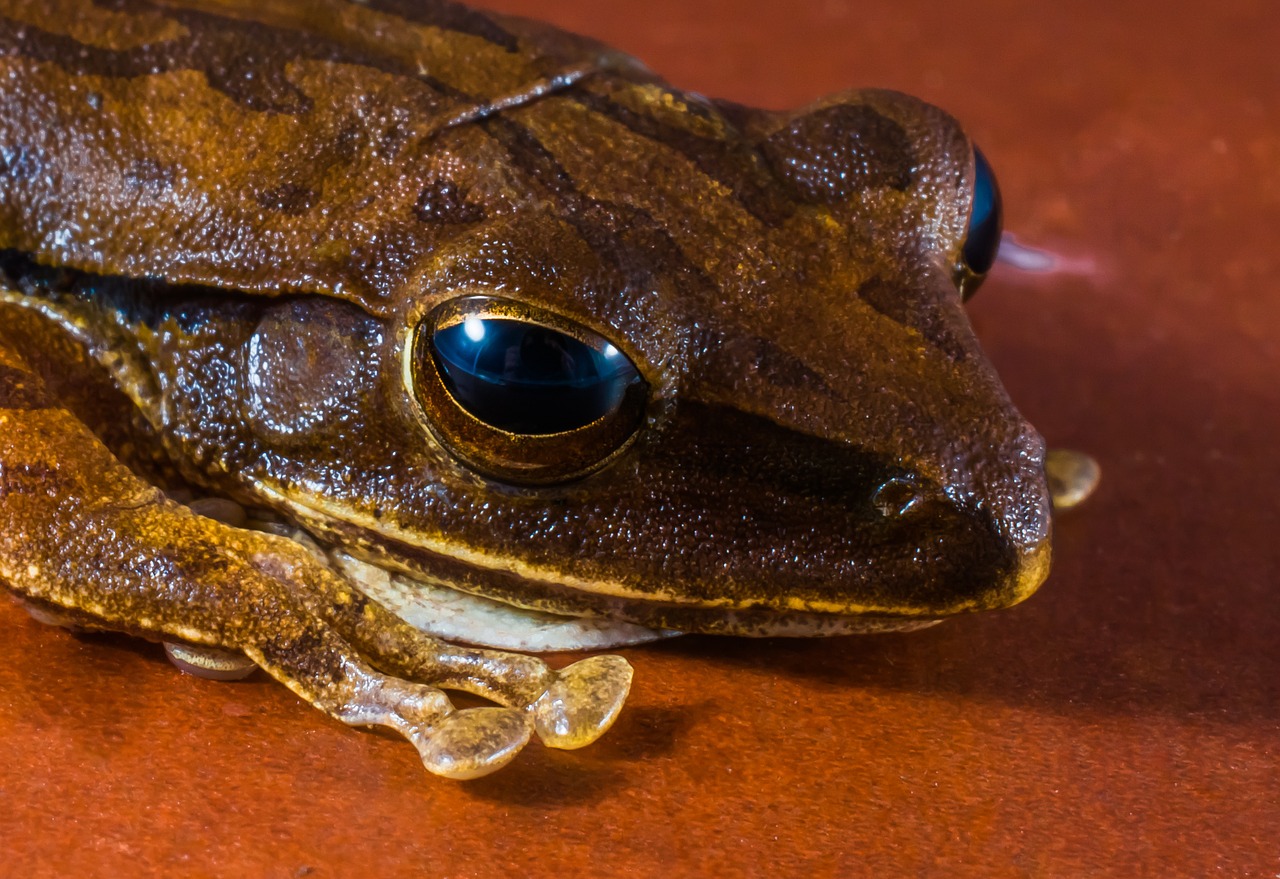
[950,431,1055,607]
[975,427,1053,550]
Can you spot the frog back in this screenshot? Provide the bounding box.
[0,0,654,311]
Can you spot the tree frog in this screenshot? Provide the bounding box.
[0,0,1052,779]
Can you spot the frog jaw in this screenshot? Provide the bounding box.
[257,517,952,652]
[258,489,953,651]
[317,542,945,652]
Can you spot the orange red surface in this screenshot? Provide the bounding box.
[2,0,1277,875]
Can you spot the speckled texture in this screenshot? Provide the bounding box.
[1,0,1277,874]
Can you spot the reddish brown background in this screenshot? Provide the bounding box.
[2,0,1277,876]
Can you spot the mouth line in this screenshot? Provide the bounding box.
[248,483,1036,643]
[322,528,949,641]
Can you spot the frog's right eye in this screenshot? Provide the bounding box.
[411,296,647,484]
[958,146,1003,299]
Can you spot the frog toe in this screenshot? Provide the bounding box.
[162,641,258,681]
[17,598,87,633]
[330,673,531,779]
[414,707,532,780]
[531,654,633,750]
[1046,449,1101,510]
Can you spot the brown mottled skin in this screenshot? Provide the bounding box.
[0,0,1052,776]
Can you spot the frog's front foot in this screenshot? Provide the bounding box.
[243,524,636,753]
[164,624,539,778]
[306,572,635,753]
[163,641,258,681]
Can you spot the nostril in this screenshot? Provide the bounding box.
[872,477,924,518]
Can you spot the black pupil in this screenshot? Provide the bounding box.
[962,146,1003,276]
[431,317,640,434]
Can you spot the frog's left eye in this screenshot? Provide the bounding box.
[411,296,647,484]
[958,146,1003,297]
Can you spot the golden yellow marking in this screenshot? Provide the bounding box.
[1008,540,1051,608]
[0,287,161,421]
[610,83,730,142]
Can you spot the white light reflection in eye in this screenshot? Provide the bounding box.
[463,316,485,343]
[602,343,620,359]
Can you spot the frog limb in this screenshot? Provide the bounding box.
[232,512,632,747]
[0,348,548,777]
[248,533,633,749]
[347,632,634,751]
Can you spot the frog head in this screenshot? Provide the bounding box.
[233,82,1049,635]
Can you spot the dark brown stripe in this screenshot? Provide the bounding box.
[414,179,486,225]
[255,183,319,216]
[573,88,796,227]
[762,104,917,203]
[857,276,969,362]
[482,115,720,299]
